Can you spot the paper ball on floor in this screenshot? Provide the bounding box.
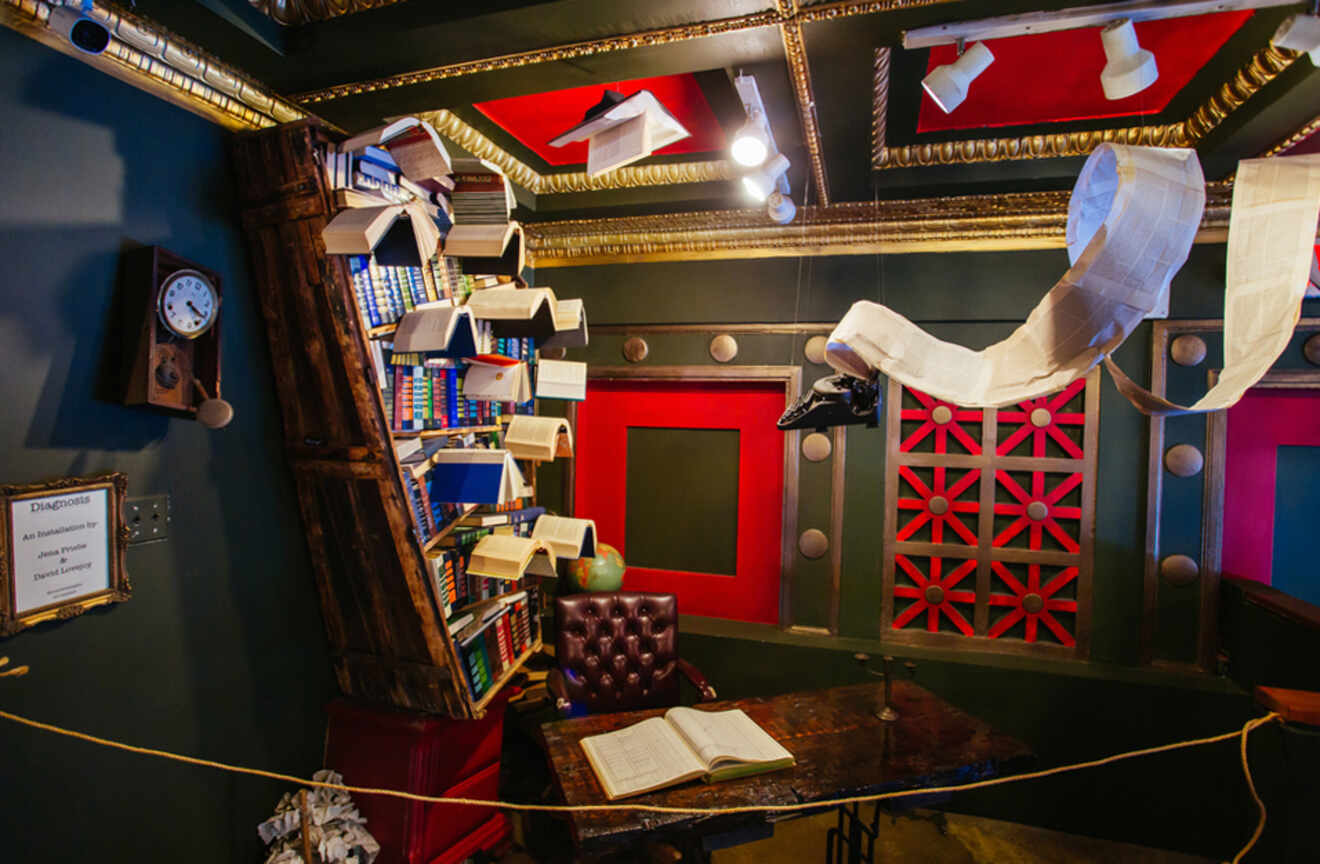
[566,543,626,593]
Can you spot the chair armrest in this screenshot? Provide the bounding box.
[676,658,717,702]
[546,668,573,716]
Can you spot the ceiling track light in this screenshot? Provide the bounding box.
[731,74,778,169]
[1099,18,1158,100]
[1272,13,1320,65]
[921,40,994,114]
[743,152,790,201]
[766,191,796,225]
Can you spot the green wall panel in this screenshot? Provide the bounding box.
[0,29,332,863]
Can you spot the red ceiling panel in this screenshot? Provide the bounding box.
[474,73,728,167]
[916,11,1253,133]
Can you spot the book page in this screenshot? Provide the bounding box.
[579,716,707,800]
[532,515,594,558]
[466,286,555,321]
[665,707,793,770]
[505,416,570,461]
[444,223,513,257]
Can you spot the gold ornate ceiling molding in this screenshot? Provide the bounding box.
[525,181,1234,267]
[291,0,957,200]
[2,0,308,132]
[1261,112,1320,157]
[415,110,734,194]
[873,44,1301,169]
[248,0,407,27]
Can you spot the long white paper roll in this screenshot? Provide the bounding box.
[1105,154,1320,415]
[825,143,1206,408]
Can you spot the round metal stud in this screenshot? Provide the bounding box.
[924,585,946,606]
[1165,443,1204,478]
[710,333,738,363]
[622,336,649,363]
[798,528,829,559]
[1022,593,1045,614]
[541,345,567,361]
[1160,554,1200,587]
[928,495,949,516]
[1170,335,1207,367]
[1030,408,1052,428]
[931,405,953,425]
[802,432,832,462]
[1305,333,1320,366]
[804,335,828,365]
[1026,501,1049,521]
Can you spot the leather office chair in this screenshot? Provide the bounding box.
[546,591,717,716]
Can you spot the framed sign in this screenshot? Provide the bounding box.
[0,473,131,636]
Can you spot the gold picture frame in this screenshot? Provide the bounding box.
[0,472,131,637]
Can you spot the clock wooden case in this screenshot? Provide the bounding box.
[122,246,222,416]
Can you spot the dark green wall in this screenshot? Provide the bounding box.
[0,29,332,863]
[535,245,1320,860]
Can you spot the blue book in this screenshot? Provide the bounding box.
[428,450,524,505]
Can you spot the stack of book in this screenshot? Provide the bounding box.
[452,591,534,701]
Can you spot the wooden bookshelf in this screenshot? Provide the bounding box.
[231,122,542,719]
[423,504,480,553]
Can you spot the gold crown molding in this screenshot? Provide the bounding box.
[2,0,309,132]
[291,0,956,104]
[416,109,733,194]
[292,10,784,104]
[525,182,1234,267]
[874,44,1301,169]
[1260,112,1320,157]
[780,17,831,204]
[248,0,407,27]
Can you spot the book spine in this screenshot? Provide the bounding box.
[446,367,458,427]
[392,366,405,432]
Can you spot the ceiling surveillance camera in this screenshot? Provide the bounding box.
[47,2,110,56]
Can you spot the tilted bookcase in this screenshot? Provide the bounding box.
[231,121,540,719]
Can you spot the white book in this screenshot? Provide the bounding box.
[463,358,532,403]
[536,359,587,401]
[531,514,596,559]
[321,204,405,254]
[392,304,477,355]
[580,707,794,801]
[587,112,650,177]
[542,297,589,350]
[340,116,452,182]
[504,415,573,461]
[465,534,556,580]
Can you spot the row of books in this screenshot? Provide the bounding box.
[388,361,501,433]
[457,593,535,701]
[427,508,540,614]
[349,255,441,328]
[400,469,465,547]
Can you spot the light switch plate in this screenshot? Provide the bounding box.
[125,494,170,544]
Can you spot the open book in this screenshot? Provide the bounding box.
[392,304,477,356]
[580,707,794,800]
[532,514,595,559]
[536,359,587,401]
[466,534,556,580]
[340,116,453,183]
[504,415,573,461]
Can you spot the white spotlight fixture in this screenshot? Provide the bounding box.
[1099,18,1158,100]
[743,153,790,201]
[731,111,769,167]
[1272,14,1320,65]
[921,41,994,114]
[766,191,796,225]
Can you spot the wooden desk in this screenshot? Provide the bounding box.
[540,680,1033,855]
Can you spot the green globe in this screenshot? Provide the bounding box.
[566,543,626,593]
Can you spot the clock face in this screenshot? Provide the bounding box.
[157,269,219,339]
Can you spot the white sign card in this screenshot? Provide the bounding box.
[9,488,112,615]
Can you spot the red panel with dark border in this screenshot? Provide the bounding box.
[1222,388,1320,584]
[573,380,784,624]
[473,73,727,167]
[916,11,1252,133]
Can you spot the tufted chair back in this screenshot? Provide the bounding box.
[555,591,680,713]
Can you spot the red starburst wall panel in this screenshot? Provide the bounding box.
[882,371,1099,659]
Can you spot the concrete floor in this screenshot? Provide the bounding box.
[709,809,1215,864]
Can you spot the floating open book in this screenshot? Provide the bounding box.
[392,304,478,356]
[463,355,532,403]
[322,200,441,266]
[532,514,595,559]
[466,534,556,580]
[504,415,573,461]
[535,359,588,401]
[428,449,531,505]
[465,286,557,340]
[340,116,453,184]
[540,297,588,350]
[580,707,794,800]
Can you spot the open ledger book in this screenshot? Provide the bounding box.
[580,707,794,800]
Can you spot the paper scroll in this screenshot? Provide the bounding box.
[1105,154,1320,415]
[825,144,1206,408]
